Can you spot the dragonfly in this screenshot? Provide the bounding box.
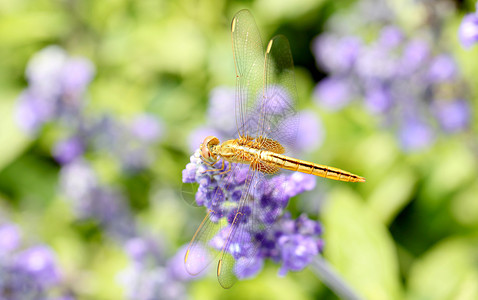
[184,9,365,289]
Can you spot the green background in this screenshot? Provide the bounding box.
[1,0,478,299]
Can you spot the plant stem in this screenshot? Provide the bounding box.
[310,256,363,300]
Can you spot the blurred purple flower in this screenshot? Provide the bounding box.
[459,13,478,48]
[313,0,470,151]
[61,57,95,94]
[379,26,403,48]
[207,87,236,134]
[364,84,393,114]
[312,34,362,73]
[60,159,98,201]
[355,44,397,80]
[433,100,471,133]
[260,85,293,115]
[313,77,353,111]
[16,46,94,134]
[15,246,60,287]
[129,114,163,143]
[399,39,430,76]
[60,160,137,242]
[125,237,161,266]
[0,224,21,255]
[427,55,456,83]
[119,239,191,300]
[53,136,85,165]
[399,117,435,151]
[295,110,324,153]
[166,245,200,282]
[16,91,56,133]
[26,46,67,97]
[0,222,71,299]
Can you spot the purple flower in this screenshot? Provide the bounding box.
[355,44,398,80]
[285,172,316,197]
[277,234,318,276]
[60,159,98,202]
[459,13,478,48]
[125,237,161,265]
[181,150,322,282]
[399,39,430,76]
[166,245,202,281]
[119,239,191,300]
[235,255,264,279]
[60,160,137,242]
[364,84,393,114]
[207,87,236,134]
[16,46,95,134]
[129,114,163,143]
[433,100,471,133]
[379,26,403,48]
[26,46,67,97]
[295,110,324,153]
[312,0,470,151]
[53,136,85,165]
[427,55,457,83]
[0,224,21,254]
[15,90,56,133]
[260,85,293,115]
[61,57,95,94]
[399,117,435,151]
[15,246,60,287]
[312,34,362,73]
[313,77,354,111]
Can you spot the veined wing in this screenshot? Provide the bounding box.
[257,35,299,153]
[231,9,265,139]
[232,10,299,154]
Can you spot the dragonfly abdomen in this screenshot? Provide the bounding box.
[261,152,365,183]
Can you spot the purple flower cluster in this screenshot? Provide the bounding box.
[14,46,165,243]
[188,86,324,154]
[15,46,182,297]
[182,149,323,280]
[0,223,72,299]
[459,2,478,48]
[16,46,94,134]
[313,1,471,151]
[59,160,137,242]
[118,238,195,300]
[16,46,163,171]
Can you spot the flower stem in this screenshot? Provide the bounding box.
[310,256,363,300]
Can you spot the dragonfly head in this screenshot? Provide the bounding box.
[200,136,220,161]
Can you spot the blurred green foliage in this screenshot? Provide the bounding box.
[1,0,478,299]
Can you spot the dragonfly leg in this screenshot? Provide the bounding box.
[216,161,232,175]
[200,156,217,166]
[201,157,228,173]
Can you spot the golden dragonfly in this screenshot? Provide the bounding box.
[184,9,365,288]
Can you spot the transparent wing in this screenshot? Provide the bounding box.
[258,35,299,153]
[231,9,265,139]
[232,10,299,154]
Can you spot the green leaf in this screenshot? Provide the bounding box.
[0,93,30,172]
[367,165,416,225]
[407,237,478,300]
[322,187,402,300]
